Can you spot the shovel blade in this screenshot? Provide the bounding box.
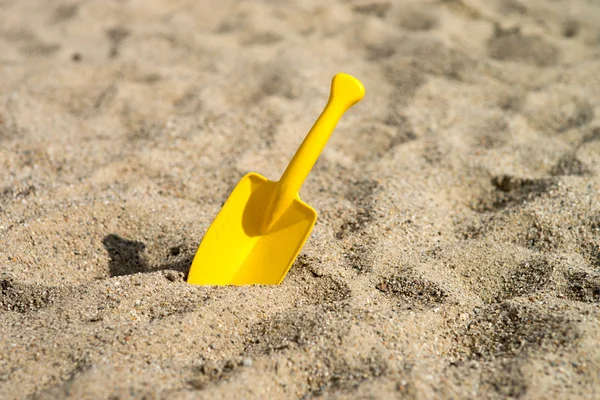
[187,173,317,285]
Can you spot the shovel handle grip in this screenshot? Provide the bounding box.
[279,73,365,196]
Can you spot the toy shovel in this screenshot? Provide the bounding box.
[187,73,365,285]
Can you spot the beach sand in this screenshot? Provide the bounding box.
[1,0,600,398]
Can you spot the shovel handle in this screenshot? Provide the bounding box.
[260,73,365,233]
[279,73,365,196]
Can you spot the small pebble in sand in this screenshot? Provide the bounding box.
[188,378,206,390]
[242,358,253,367]
[376,282,388,292]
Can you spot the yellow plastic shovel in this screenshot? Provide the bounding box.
[187,73,365,285]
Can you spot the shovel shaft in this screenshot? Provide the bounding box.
[259,73,365,234]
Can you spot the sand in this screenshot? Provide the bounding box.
[1,0,599,398]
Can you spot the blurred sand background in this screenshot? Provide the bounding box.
[1,0,600,398]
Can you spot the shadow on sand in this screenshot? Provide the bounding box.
[102,234,192,278]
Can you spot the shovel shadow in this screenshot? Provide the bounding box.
[103,234,192,278]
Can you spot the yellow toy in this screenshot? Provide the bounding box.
[187,73,365,285]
